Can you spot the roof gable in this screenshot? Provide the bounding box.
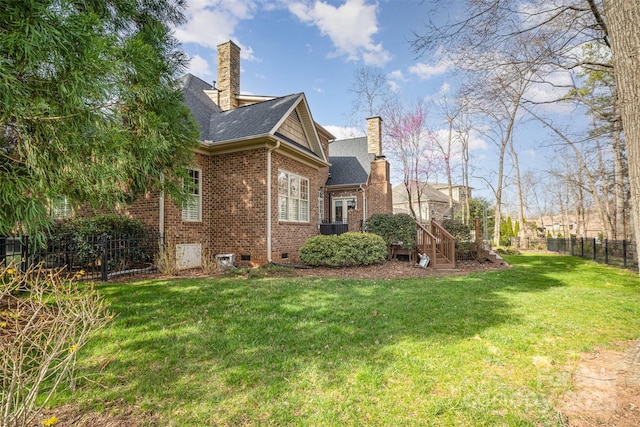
[205,94,327,163]
[205,93,300,143]
[327,137,374,186]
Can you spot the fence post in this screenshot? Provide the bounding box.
[0,236,5,267]
[101,234,109,281]
[604,239,609,264]
[20,235,29,273]
[593,238,597,261]
[580,238,584,258]
[623,240,628,269]
[570,238,574,256]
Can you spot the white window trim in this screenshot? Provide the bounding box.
[182,168,202,222]
[332,197,356,224]
[278,170,310,223]
[318,190,325,223]
[51,196,72,220]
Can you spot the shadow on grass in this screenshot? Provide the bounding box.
[75,254,588,419]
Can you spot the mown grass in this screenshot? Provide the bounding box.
[51,254,640,426]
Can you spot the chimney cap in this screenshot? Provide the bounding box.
[216,40,241,50]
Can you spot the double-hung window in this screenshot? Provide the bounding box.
[182,168,202,222]
[51,196,72,220]
[278,170,309,222]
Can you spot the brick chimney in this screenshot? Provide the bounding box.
[217,41,240,111]
[366,116,392,215]
[366,116,383,157]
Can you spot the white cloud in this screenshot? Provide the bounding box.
[324,125,365,140]
[408,59,453,80]
[432,127,488,164]
[524,69,575,114]
[175,0,257,59]
[187,54,214,79]
[386,70,406,93]
[388,70,405,81]
[387,80,400,93]
[289,0,391,66]
[467,129,489,151]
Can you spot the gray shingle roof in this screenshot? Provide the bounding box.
[327,137,374,186]
[178,74,324,163]
[205,93,301,143]
[392,182,449,204]
[177,74,221,138]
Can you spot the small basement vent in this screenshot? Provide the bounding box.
[215,253,236,270]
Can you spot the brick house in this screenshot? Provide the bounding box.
[392,182,472,224]
[325,116,393,232]
[123,40,392,268]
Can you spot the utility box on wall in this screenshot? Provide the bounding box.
[215,253,236,270]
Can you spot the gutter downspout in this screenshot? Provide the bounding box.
[159,173,165,241]
[266,141,281,263]
[360,184,367,231]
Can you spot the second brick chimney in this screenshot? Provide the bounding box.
[366,116,383,157]
[217,41,241,111]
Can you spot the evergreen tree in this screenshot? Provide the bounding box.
[0,0,200,237]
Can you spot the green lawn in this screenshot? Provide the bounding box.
[53,254,640,426]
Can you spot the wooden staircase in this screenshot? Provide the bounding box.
[395,220,456,269]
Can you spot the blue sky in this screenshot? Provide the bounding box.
[173,0,578,204]
[175,0,456,132]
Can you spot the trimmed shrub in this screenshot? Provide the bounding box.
[366,213,416,252]
[441,219,471,242]
[300,232,387,267]
[299,235,340,266]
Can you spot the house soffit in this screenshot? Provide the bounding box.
[198,136,328,169]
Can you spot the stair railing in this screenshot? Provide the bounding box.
[416,222,437,265]
[429,219,456,268]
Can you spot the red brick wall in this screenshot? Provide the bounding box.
[161,152,213,252]
[208,149,268,266]
[105,147,330,267]
[367,159,393,217]
[271,152,326,263]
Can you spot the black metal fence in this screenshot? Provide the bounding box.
[319,223,349,236]
[0,234,161,281]
[546,238,638,272]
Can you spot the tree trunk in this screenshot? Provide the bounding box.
[604,0,640,271]
[509,135,525,246]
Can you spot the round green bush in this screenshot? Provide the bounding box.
[300,232,387,267]
[366,213,416,250]
[441,219,471,242]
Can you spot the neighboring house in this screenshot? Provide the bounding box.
[428,183,472,207]
[325,116,393,232]
[119,40,391,268]
[534,214,604,239]
[392,182,453,223]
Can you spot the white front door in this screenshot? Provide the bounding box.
[333,198,355,224]
[333,200,345,224]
